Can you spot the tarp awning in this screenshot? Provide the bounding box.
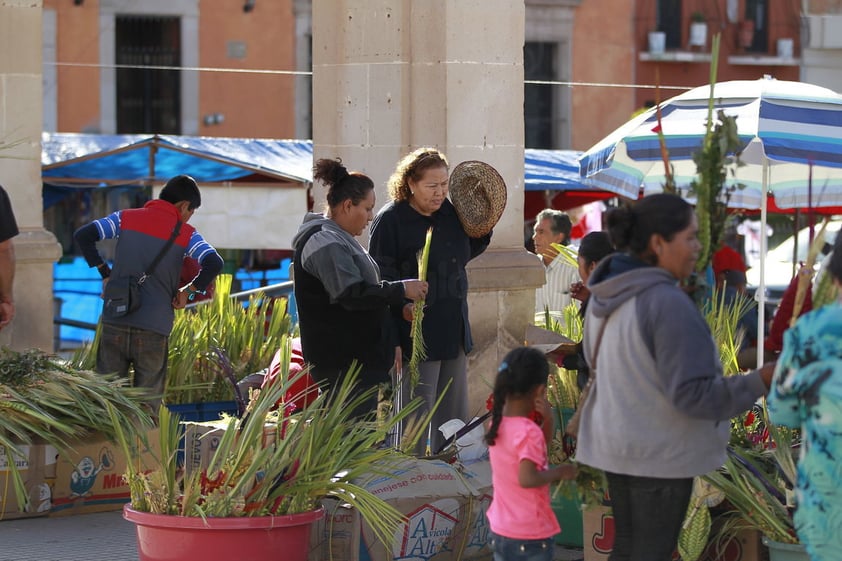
[525,149,588,191]
[43,134,600,192]
[41,134,614,216]
[42,132,314,187]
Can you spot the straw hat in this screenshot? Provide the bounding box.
[448,160,507,238]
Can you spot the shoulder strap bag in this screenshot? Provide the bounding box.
[103,221,183,319]
[564,315,609,439]
[138,221,184,286]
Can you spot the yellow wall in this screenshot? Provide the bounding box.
[45,0,101,132]
[44,0,297,138]
[571,0,637,151]
[198,0,296,138]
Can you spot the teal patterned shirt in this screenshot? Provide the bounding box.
[768,300,842,561]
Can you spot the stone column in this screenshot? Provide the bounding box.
[0,1,62,351]
[312,0,543,415]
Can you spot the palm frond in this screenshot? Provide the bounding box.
[408,228,433,392]
[120,338,423,550]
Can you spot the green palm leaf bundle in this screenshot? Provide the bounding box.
[166,274,291,404]
[702,287,754,376]
[115,336,422,548]
[408,227,433,392]
[703,419,799,545]
[0,348,152,510]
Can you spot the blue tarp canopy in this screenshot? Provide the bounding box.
[41,133,609,211]
[43,133,592,191]
[42,132,314,187]
[524,148,614,213]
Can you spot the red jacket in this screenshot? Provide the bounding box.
[765,274,813,354]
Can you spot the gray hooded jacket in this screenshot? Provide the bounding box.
[575,254,767,478]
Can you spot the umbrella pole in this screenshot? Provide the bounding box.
[756,158,769,368]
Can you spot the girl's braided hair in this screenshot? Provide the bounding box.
[484,346,550,446]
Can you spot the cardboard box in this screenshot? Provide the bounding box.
[583,504,765,561]
[50,429,158,516]
[182,419,278,479]
[309,458,493,561]
[0,444,53,520]
[583,505,613,561]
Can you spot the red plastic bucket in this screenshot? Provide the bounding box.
[123,504,324,561]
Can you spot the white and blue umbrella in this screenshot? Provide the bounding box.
[579,76,842,211]
[578,76,842,365]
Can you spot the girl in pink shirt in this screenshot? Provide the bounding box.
[485,346,577,560]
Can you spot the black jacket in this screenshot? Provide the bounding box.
[369,199,490,361]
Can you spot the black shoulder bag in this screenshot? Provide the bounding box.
[103,222,183,319]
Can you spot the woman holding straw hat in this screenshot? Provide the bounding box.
[292,158,428,417]
[370,148,492,454]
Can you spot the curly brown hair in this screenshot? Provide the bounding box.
[386,148,449,202]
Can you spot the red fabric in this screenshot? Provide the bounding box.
[712,245,747,278]
[261,338,319,411]
[570,213,588,240]
[120,200,194,246]
[764,274,813,354]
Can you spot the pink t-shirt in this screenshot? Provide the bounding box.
[486,416,560,539]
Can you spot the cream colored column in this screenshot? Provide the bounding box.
[0,1,62,351]
[312,0,543,415]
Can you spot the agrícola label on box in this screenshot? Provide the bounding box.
[394,498,461,561]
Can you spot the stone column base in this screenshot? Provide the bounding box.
[466,247,544,415]
[1,228,62,352]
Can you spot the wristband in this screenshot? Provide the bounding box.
[184,285,205,302]
[96,263,111,279]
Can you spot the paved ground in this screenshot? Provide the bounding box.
[0,509,584,561]
[0,511,137,561]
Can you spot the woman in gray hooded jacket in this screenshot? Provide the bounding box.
[575,194,776,561]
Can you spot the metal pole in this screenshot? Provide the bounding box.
[756,158,769,368]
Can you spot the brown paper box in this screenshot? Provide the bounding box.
[50,429,159,517]
[0,444,52,521]
[182,419,278,480]
[309,458,493,561]
[583,504,765,561]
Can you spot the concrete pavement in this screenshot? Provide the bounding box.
[0,510,137,561]
[0,509,584,561]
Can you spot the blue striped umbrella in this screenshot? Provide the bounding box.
[579,76,842,366]
[579,77,842,211]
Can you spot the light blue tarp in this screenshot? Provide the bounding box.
[42,132,591,192]
[42,133,314,187]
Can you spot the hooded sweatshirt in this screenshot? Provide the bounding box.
[292,213,406,385]
[575,253,767,478]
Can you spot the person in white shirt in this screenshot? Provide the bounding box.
[532,209,580,318]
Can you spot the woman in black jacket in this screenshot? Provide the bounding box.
[369,148,490,454]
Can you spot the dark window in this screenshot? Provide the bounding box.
[657,0,682,49]
[745,0,769,52]
[524,42,555,149]
[116,16,181,134]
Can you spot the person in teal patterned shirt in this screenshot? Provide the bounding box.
[768,231,842,561]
